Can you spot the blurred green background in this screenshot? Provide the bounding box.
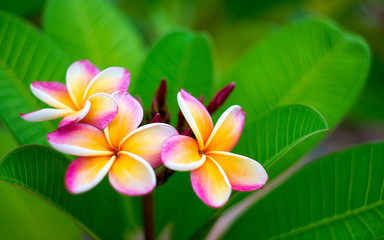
[0,0,383,239]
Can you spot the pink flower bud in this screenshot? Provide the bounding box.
[207,82,235,114]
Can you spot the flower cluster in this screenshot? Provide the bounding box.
[21,60,267,208]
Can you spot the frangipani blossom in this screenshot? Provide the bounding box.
[162,89,268,208]
[48,91,178,195]
[21,60,130,130]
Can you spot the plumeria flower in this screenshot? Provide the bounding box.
[21,60,130,130]
[47,91,178,195]
[161,89,268,208]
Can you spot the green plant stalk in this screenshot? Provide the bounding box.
[142,192,155,240]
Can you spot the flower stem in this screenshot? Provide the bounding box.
[156,166,175,186]
[142,192,155,240]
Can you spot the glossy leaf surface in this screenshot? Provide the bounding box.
[0,11,69,145]
[159,104,328,239]
[224,19,370,178]
[134,31,213,121]
[0,145,131,240]
[223,142,384,239]
[44,0,144,71]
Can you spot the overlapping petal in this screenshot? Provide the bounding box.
[48,123,113,156]
[191,157,231,208]
[177,89,213,149]
[120,123,178,168]
[108,152,156,195]
[105,92,143,148]
[20,108,73,122]
[162,135,206,171]
[30,81,76,110]
[168,88,268,207]
[204,105,245,152]
[22,60,134,134]
[208,151,268,191]
[84,67,130,100]
[58,100,91,128]
[66,60,100,108]
[66,155,115,194]
[80,93,118,130]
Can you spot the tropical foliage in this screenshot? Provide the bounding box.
[0,0,382,239]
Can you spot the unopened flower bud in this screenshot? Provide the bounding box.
[151,79,171,123]
[181,128,192,136]
[207,82,235,114]
[151,113,161,123]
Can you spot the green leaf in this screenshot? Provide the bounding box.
[0,125,79,239]
[0,11,70,145]
[0,182,81,239]
[219,142,384,239]
[349,57,384,122]
[188,104,328,239]
[229,18,369,127]
[133,31,213,121]
[44,0,144,71]
[156,170,220,240]
[236,104,328,179]
[225,18,370,178]
[0,145,131,240]
[160,104,327,239]
[0,123,17,156]
[0,0,45,17]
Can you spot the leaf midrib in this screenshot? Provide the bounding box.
[245,30,356,125]
[0,59,56,134]
[174,34,196,95]
[244,105,328,168]
[271,200,383,239]
[278,30,345,105]
[74,0,102,64]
